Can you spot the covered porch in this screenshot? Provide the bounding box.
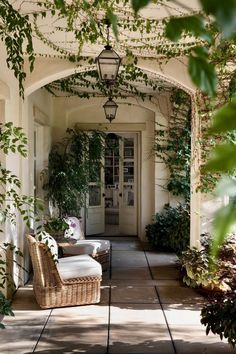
[0,237,231,354]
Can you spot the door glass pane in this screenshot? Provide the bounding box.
[89,185,101,206]
[123,185,134,206]
[123,161,134,183]
[124,138,134,158]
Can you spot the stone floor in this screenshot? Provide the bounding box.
[0,237,234,354]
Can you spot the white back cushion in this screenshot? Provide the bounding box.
[35,231,58,260]
[64,217,85,241]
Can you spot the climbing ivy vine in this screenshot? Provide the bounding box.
[45,65,170,99]
[0,0,34,97]
[154,89,191,200]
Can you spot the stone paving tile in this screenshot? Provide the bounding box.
[111,266,152,280]
[0,309,50,354]
[109,324,174,354]
[109,304,174,354]
[50,304,109,325]
[163,304,204,326]
[35,324,108,353]
[112,250,148,268]
[110,303,167,325]
[151,266,181,280]
[110,238,143,251]
[157,285,206,305]
[36,301,109,353]
[100,285,110,304]
[145,251,180,267]
[111,285,159,304]
[170,325,234,354]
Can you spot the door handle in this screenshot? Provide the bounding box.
[102,193,106,197]
[119,193,122,197]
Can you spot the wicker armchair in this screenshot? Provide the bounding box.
[27,234,102,309]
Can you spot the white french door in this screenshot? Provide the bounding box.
[85,168,105,236]
[119,134,137,235]
[86,132,138,236]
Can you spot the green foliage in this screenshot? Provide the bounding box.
[205,144,236,172]
[201,294,236,347]
[209,100,236,134]
[0,123,36,228]
[43,128,106,217]
[165,15,212,43]
[200,0,236,39]
[131,0,150,14]
[146,203,190,256]
[45,65,166,100]
[210,199,236,261]
[154,89,191,200]
[0,123,40,324]
[44,217,69,233]
[0,241,25,328]
[0,292,14,329]
[188,54,217,97]
[0,0,34,96]
[181,247,222,289]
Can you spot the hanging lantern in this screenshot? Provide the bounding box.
[103,97,118,123]
[96,21,121,84]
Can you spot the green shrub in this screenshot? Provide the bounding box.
[201,294,236,347]
[180,247,223,290]
[146,203,190,255]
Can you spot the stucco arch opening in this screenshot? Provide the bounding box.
[27,59,200,246]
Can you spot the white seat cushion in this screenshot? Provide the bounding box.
[57,254,102,279]
[62,239,110,257]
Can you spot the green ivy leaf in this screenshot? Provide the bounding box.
[211,200,236,260]
[215,176,236,197]
[200,0,236,38]
[188,55,217,97]
[209,100,236,134]
[205,144,236,172]
[54,0,66,13]
[131,0,151,14]
[165,15,212,43]
[106,9,118,40]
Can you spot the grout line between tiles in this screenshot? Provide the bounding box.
[106,284,111,354]
[32,308,53,353]
[106,243,113,354]
[144,250,177,354]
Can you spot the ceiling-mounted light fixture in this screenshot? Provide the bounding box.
[103,97,118,123]
[96,19,121,84]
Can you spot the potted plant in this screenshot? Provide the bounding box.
[44,217,69,238]
[42,128,106,218]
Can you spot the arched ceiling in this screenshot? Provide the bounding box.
[12,0,201,96]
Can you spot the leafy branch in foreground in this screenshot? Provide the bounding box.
[0,0,35,96]
[0,123,37,227]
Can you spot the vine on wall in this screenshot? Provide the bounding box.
[0,0,34,96]
[45,65,172,100]
[154,88,191,200]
